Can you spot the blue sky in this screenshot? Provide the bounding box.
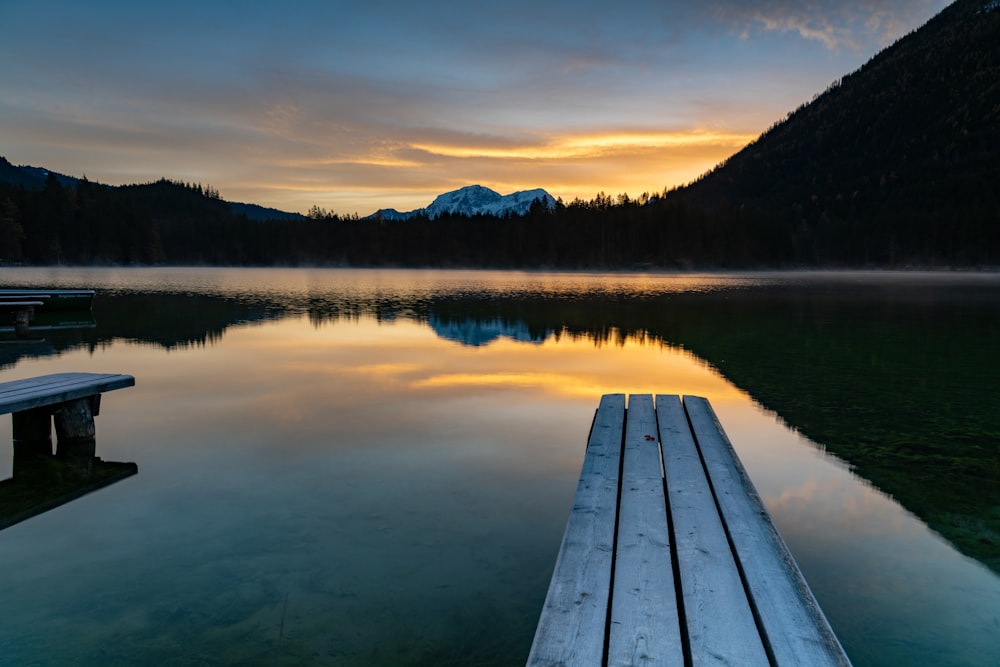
[0,0,949,215]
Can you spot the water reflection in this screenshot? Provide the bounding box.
[4,268,997,576]
[1,436,137,531]
[0,268,998,666]
[3,270,999,569]
[428,315,552,347]
[0,309,96,339]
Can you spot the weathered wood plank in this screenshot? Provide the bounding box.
[0,373,135,416]
[0,289,93,310]
[684,396,851,666]
[0,289,90,296]
[656,394,770,666]
[608,394,683,666]
[0,301,44,307]
[527,393,626,667]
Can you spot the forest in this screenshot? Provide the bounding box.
[0,171,995,269]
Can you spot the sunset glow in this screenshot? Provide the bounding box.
[411,130,755,160]
[0,0,949,215]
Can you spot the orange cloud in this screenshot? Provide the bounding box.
[227,128,757,214]
[411,129,754,160]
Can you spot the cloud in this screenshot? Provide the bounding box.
[237,126,751,214]
[700,0,947,50]
[0,0,949,214]
[407,129,754,161]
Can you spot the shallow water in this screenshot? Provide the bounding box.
[0,268,998,666]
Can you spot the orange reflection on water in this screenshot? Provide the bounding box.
[232,314,746,406]
[386,330,744,403]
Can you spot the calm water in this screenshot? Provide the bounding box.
[1,268,998,666]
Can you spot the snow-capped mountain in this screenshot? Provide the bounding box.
[368,185,556,220]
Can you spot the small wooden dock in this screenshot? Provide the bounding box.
[0,289,95,336]
[528,394,850,667]
[0,373,134,429]
[0,289,95,311]
[0,372,137,530]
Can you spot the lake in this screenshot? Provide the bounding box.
[1,267,998,666]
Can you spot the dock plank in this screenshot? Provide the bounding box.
[529,394,851,667]
[608,395,683,666]
[685,396,850,666]
[526,394,626,667]
[0,373,135,415]
[0,301,44,307]
[657,394,769,666]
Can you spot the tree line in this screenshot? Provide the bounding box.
[0,170,997,268]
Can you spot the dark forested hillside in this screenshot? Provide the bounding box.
[676,0,1000,266]
[0,176,346,265]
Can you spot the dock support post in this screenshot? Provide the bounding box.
[52,398,99,479]
[14,306,33,337]
[12,407,53,444]
[53,397,99,442]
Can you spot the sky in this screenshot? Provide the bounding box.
[0,0,949,216]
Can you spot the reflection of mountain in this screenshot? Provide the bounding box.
[428,315,551,347]
[5,282,997,572]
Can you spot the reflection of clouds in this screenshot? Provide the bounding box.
[765,467,916,541]
[346,362,427,377]
[239,312,743,406]
[413,372,595,394]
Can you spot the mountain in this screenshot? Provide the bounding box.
[671,0,1000,265]
[368,185,556,220]
[0,157,305,222]
[227,201,306,222]
[0,156,80,190]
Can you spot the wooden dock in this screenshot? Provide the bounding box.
[0,290,95,336]
[0,373,137,530]
[0,289,94,311]
[527,394,851,667]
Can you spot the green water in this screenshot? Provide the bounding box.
[0,267,998,666]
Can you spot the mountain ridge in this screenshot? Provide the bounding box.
[0,156,80,190]
[368,185,556,220]
[670,0,1000,265]
[0,157,306,222]
[0,158,552,223]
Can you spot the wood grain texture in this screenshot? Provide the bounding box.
[684,396,851,666]
[657,394,770,666]
[529,394,851,667]
[0,373,135,416]
[608,395,683,667]
[527,394,625,667]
